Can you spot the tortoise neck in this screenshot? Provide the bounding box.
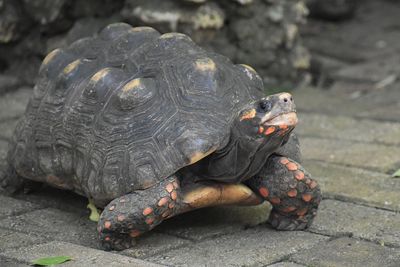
[194,128,283,183]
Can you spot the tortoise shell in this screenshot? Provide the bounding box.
[9,23,265,203]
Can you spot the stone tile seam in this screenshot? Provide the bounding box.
[300,134,399,148]
[305,158,397,175]
[307,228,400,249]
[298,133,400,147]
[322,194,400,213]
[297,108,400,124]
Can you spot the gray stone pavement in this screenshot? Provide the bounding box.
[0,1,400,266]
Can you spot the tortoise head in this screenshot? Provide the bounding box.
[237,92,298,140]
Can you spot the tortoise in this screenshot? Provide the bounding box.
[0,23,321,251]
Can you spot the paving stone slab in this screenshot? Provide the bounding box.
[293,87,400,122]
[0,208,99,248]
[0,256,27,267]
[310,200,400,247]
[0,228,45,252]
[0,241,163,267]
[300,137,399,173]
[303,160,400,211]
[267,262,306,267]
[0,195,42,219]
[121,232,191,259]
[296,113,400,146]
[148,227,328,267]
[0,87,31,121]
[290,237,400,267]
[157,203,270,241]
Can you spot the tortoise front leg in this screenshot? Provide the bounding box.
[98,174,263,251]
[98,175,184,251]
[246,155,321,230]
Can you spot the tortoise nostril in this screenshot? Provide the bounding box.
[283,98,288,103]
[290,97,293,101]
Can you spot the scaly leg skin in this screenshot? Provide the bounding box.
[98,174,262,251]
[98,175,185,251]
[247,155,322,230]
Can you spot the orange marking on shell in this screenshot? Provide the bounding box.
[297,208,308,216]
[270,197,281,205]
[166,183,174,193]
[286,162,298,171]
[145,217,155,225]
[280,125,288,129]
[287,189,297,197]
[105,236,111,241]
[240,109,256,121]
[158,197,169,207]
[305,178,311,185]
[302,194,313,202]
[143,207,153,216]
[104,221,112,229]
[259,187,269,198]
[264,127,275,135]
[129,230,141,237]
[294,171,305,180]
[282,206,296,213]
[170,191,177,200]
[117,215,125,222]
[258,126,264,134]
[109,205,115,211]
[173,181,179,188]
[168,202,175,209]
[309,180,318,189]
[280,157,290,165]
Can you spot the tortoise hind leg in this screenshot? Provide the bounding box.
[246,155,321,230]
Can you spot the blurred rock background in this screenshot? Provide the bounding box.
[0,0,312,93]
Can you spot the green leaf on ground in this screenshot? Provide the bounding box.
[31,256,72,266]
[87,198,100,222]
[393,168,400,178]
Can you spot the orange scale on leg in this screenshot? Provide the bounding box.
[302,194,313,202]
[286,162,298,171]
[294,170,305,180]
[142,207,153,216]
[166,183,174,193]
[287,189,297,197]
[104,221,112,229]
[264,127,276,135]
[170,191,177,201]
[145,217,155,225]
[259,187,269,198]
[270,197,281,205]
[158,197,169,207]
[280,157,290,165]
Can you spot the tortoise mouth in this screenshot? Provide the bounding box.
[262,112,298,127]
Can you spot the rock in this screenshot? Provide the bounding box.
[0,0,29,43]
[307,0,357,21]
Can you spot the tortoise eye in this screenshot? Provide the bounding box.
[259,100,271,112]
